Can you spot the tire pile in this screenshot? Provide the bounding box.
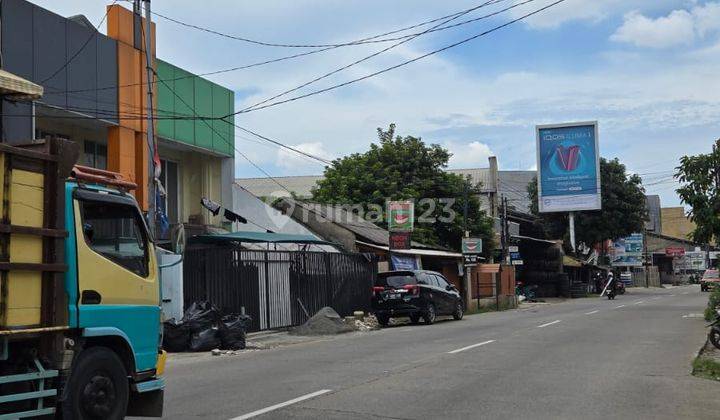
[518,246,570,298]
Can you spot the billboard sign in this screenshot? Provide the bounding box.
[389,231,412,250]
[666,247,685,257]
[387,201,414,232]
[536,122,601,213]
[611,233,643,267]
[461,238,483,254]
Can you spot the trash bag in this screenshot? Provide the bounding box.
[163,319,190,352]
[182,301,220,333]
[189,327,221,352]
[219,314,251,350]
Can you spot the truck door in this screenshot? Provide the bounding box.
[73,188,160,373]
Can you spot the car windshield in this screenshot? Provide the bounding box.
[377,274,416,288]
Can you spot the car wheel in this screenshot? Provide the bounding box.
[452,302,464,320]
[409,313,420,324]
[423,304,436,325]
[376,314,390,327]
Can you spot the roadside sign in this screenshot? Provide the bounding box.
[387,201,414,232]
[463,254,479,266]
[511,259,524,266]
[508,245,519,253]
[536,121,601,213]
[461,238,483,254]
[510,252,521,260]
[389,231,411,250]
[611,233,643,267]
[666,247,685,257]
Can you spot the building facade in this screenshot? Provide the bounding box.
[660,207,695,240]
[1,1,234,233]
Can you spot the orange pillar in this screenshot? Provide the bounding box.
[106,4,155,210]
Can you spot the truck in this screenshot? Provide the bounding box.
[0,138,166,419]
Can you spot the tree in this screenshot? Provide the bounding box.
[675,139,720,245]
[312,124,494,252]
[527,158,647,247]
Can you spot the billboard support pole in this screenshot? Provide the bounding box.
[569,212,576,253]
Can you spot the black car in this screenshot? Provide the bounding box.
[371,270,464,326]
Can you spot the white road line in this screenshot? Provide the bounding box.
[669,294,676,297]
[682,292,689,295]
[537,320,561,328]
[447,340,496,354]
[230,389,332,420]
[615,304,625,308]
[634,300,645,305]
[585,310,599,315]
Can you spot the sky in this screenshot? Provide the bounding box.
[31,0,720,207]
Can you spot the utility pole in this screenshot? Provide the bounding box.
[568,211,576,254]
[643,228,650,288]
[142,0,156,237]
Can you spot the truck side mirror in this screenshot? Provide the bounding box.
[169,224,186,255]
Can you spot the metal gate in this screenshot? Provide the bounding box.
[183,247,376,331]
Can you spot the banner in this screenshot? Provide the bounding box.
[390,254,418,270]
[536,122,601,213]
[461,238,483,254]
[611,233,643,267]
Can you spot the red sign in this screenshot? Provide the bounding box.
[389,231,412,250]
[665,247,685,257]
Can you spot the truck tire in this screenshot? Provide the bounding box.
[62,346,129,420]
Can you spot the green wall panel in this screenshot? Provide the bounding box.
[194,77,213,150]
[155,59,234,156]
[156,60,175,140]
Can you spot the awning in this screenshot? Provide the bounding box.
[0,70,43,100]
[189,231,335,245]
[356,240,464,258]
[511,234,557,245]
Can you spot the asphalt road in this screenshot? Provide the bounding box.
[159,285,720,420]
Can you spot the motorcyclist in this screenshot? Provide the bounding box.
[605,272,617,299]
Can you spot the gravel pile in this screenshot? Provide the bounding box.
[354,314,380,332]
[290,307,356,336]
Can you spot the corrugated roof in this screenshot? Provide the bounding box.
[0,69,43,99]
[236,175,323,198]
[189,231,335,245]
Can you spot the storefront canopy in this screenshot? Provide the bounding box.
[0,69,43,100]
[189,231,335,245]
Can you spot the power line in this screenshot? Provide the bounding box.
[238,0,515,114]
[230,124,333,165]
[224,0,568,117]
[40,0,118,84]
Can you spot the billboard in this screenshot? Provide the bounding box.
[536,122,601,213]
[461,238,483,254]
[387,201,414,232]
[611,233,643,267]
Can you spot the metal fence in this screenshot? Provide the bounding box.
[183,246,377,332]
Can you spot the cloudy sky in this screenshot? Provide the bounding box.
[33,0,720,206]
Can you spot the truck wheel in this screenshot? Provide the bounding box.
[62,346,129,420]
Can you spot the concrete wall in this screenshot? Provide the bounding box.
[661,207,695,240]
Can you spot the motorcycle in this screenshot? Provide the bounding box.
[708,309,720,350]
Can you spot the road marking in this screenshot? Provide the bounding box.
[585,310,599,315]
[615,304,625,308]
[230,389,332,420]
[634,300,645,305]
[682,292,689,295]
[537,320,561,328]
[669,294,676,297]
[447,340,496,354]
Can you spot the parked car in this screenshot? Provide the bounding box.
[371,270,464,326]
[700,269,720,292]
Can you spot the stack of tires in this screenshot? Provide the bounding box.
[518,246,567,298]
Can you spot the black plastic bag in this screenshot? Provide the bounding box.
[219,314,251,350]
[163,319,190,352]
[189,327,221,352]
[182,301,220,333]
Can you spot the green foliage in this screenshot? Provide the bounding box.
[692,356,720,381]
[312,124,494,252]
[527,158,647,247]
[675,139,720,246]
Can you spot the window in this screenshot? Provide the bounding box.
[435,275,450,289]
[427,275,440,287]
[79,199,149,277]
[83,141,107,170]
